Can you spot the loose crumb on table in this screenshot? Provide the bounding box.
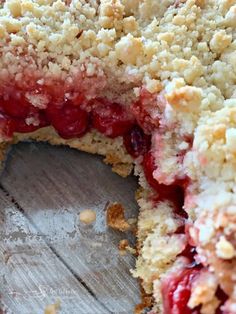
[44,300,60,314]
[79,209,97,224]
[106,202,130,232]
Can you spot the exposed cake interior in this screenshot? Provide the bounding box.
[0,0,236,313]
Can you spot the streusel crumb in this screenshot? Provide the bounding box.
[79,209,96,224]
[44,300,60,314]
[106,202,130,232]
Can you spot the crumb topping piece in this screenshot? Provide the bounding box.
[106,202,130,232]
[79,209,96,224]
[44,301,60,314]
[216,236,235,260]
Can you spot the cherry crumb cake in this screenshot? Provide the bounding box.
[0,0,236,313]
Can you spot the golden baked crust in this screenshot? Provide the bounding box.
[14,127,133,177]
[0,142,9,167]
[0,128,133,175]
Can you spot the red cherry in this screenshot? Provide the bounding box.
[131,89,161,133]
[46,103,89,139]
[175,225,185,234]
[14,119,42,133]
[12,109,49,133]
[123,125,151,158]
[0,94,30,119]
[92,100,134,138]
[131,100,157,134]
[161,267,201,314]
[13,120,40,133]
[143,151,187,215]
[142,151,160,191]
[215,287,228,314]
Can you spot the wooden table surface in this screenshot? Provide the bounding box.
[0,142,140,314]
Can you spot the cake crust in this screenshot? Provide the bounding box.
[14,127,133,177]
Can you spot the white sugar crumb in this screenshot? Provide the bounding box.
[188,270,219,313]
[79,209,96,224]
[25,116,40,126]
[198,219,215,245]
[216,236,235,260]
[25,92,49,109]
[226,128,236,153]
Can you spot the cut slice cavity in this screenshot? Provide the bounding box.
[0,80,231,314]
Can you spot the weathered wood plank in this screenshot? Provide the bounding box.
[0,142,140,313]
[0,179,110,313]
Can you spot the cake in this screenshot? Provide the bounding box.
[0,0,236,313]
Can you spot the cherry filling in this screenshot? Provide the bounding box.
[123,125,151,158]
[0,95,135,139]
[13,115,48,133]
[179,244,197,261]
[46,101,89,139]
[1,94,30,119]
[216,288,228,314]
[161,266,228,314]
[0,93,50,136]
[92,100,135,138]
[161,267,201,314]
[142,151,186,216]
[131,88,160,134]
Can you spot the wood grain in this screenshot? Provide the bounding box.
[0,142,140,314]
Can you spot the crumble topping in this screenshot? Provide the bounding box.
[118,238,129,255]
[106,202,130,231]
[118,238,136,255]
[216,236,235,260]
[187,270,219,312]
[0,0,235,104]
